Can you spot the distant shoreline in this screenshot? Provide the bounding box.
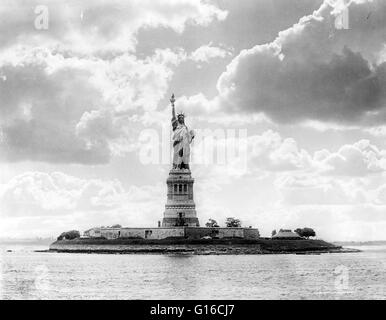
[0,239,55,246]
[333,241,386,246]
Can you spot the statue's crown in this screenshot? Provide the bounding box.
[177,112,185,118]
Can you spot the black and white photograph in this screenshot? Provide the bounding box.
[0,0,386,304]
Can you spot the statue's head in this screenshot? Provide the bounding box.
[177,112,185,124]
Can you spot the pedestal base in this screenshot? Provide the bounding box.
[162,169,199,227]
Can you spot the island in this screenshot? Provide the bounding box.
[49,94,359,255]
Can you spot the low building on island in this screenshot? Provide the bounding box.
[82,226,260,240]
[272,229,302,240]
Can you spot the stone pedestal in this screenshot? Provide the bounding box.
[162,169,199,227]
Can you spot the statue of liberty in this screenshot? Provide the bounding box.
[170,94,195,170]
[163,93,199,227]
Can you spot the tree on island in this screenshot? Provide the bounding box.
[271,230,277,237]
[57,230,80,240]
[205,219,219,228]
[294,228,316,239]
[110,224,122,228]
[225,217,242,228]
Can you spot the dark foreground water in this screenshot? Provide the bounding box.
[1,244,385,299]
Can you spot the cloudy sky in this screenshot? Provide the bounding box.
[1,0,386,241]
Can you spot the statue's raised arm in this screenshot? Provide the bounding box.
[169,93,193,170]
[170,93,178,130]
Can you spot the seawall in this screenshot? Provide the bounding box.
[49,238,357,255]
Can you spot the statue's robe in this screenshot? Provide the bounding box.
[172,118,193,169]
